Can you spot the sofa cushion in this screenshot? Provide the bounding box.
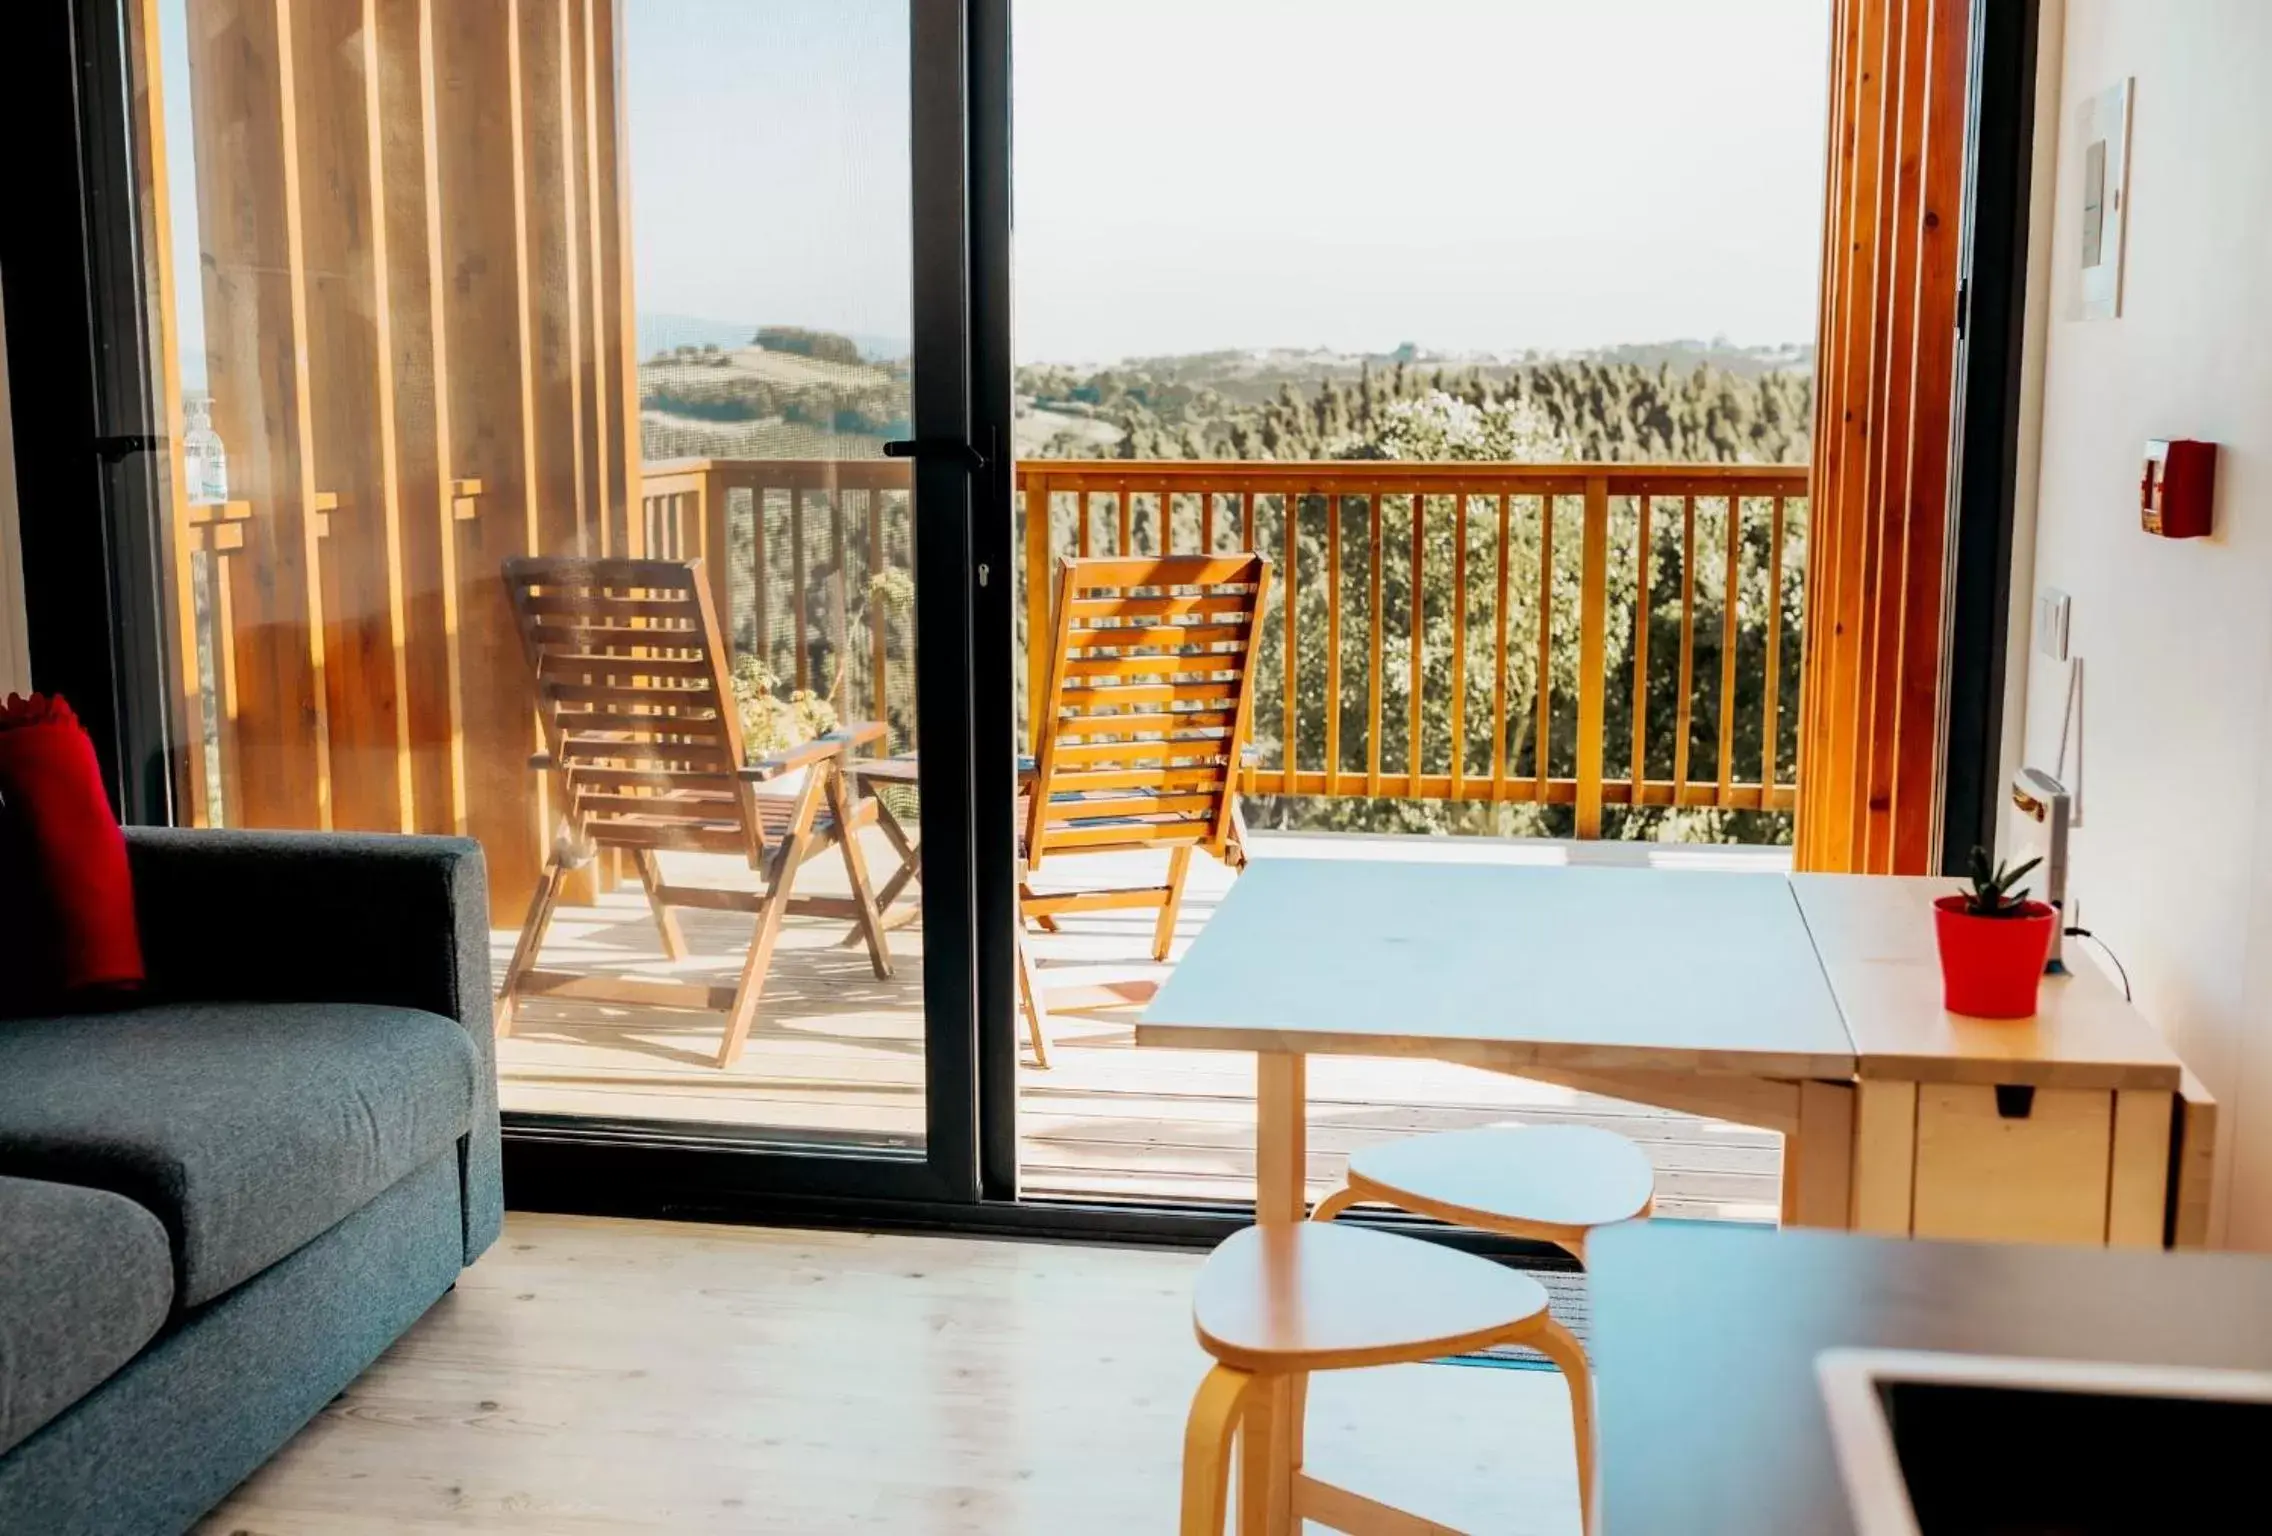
[0,1002,480,1308]
[0,1175,173,1456]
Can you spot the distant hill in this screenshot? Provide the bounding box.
[637,314,909,365]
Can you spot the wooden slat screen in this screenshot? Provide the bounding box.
[1795,0,1972,874]
[143,0,641,918]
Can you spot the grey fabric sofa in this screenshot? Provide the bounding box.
[0,829,503,1534]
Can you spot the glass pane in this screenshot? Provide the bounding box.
[140,0,922,1145]
[1010,0,1827,1213]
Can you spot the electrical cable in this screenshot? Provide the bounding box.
[2064,926,2131,1002]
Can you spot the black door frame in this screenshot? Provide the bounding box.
[1939,0,2042,872]
[13,0,2041,1259]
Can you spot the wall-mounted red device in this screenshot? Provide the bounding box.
[2142,439,2217,539]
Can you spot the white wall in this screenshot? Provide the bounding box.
[2014,0,2272,1247]
[0,287,28,698]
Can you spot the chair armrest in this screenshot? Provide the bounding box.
[125,828,492,1031]
[739,720,889,782]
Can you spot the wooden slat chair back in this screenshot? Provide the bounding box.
[1017,554,1272,1065]
[495,556,893,1068]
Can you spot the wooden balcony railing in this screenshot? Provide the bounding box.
[639,457,1809,837]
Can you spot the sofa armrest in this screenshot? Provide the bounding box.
[123,828,503,1261]
[126,828,490,1029]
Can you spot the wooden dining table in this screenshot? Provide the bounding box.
[1136,854,2216,1532]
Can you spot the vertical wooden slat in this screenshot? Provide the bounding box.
[1201,489,1217,552]
[1763,495,1787,790]
[1718,492,1743,804]
[1492,493,1510,802]
[558,0,591,560]
[1367,494,1383,796]
[1449,492,1467,799]
[832,489,851,707]
[434,0,542,917]
[1631,493,1655,797]
[791,488,810,690]
[752,482,770,672]
[1675,496,1698,803]
[1077,488,1092,558]
[1117,480,1132,554]
[1282,490,1299,787]
[1240,491,1253,550]
[1325,491,1342,789]
[600,0,641,553]
[868,489,888,719]
[270,0,337,830]
[579,0,615,557]
[302,0,416,832]
[1024,474,1052,750]
[1533,494,1555,793]
[1408,491,1424,785]
[1575,475,1609,838]
[373,0,457,835]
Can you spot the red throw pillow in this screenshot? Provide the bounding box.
[0,694,144,1010]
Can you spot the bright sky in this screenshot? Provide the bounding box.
[161,0,1833,379]
[628,0,1831,363]
[1011,0,1832,360]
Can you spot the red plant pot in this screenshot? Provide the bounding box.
[1932,895,2057,1019]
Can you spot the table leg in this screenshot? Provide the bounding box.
[1781,1079,1856,1229]
[1245,1052,1305,1534]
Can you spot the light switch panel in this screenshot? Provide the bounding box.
[2036,588,2071,661]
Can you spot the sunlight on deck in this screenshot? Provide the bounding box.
[493,831,1789,1220]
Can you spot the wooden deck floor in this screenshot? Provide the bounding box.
[494,831,1791,1221]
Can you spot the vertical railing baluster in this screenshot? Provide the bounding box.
[1492,492,1510,804]
[1576,474,1609,838]
[1763,493,1788,796]
[1367,493,1384,797]
[752,482,770,675]
[1409,489,1425,792]
[702,470,730,648]
[868,487,887,723]
[1021,471,1053,752]
[1631,491,1656,806]
[1077,487,1092,559]
[832,487,850,710]
[791,486,809,692]
[1674,495,1698,806]
[1117,479,1132,554]
[1534,493,1555,797]
[1326,490,1342,793]
[1718,492,1743,805]
[1449,490,1467,801]
[1201,488,1216,552]
[1282,489,1300,793]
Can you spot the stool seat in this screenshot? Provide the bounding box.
[1339,1125,1655,1250]
[1193,1221,1550,1374]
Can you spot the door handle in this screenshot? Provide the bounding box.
[882,437,986,472]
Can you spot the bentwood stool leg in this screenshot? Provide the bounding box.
[1179,1365,1256,1536]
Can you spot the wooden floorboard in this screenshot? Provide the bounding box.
[495,833,1790,1221]
[198,1215,1582,1534]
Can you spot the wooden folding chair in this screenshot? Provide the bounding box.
[494,556,893,1069]
[1018,553,1272,1066]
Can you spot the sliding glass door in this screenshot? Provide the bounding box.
[116,0,1011,1204]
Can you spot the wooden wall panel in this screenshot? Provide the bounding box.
[292,0,412,833]
[184,0,327,830]
[1796,0,1972,874]
[154,0,638,920]
[436,0,546,917]
[373,0,461,834]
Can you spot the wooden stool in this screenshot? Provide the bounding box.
[1312,1125,1656,1259]
[1178,1221,1592,1535]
